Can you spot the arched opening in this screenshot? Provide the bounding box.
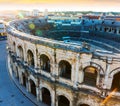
[59,60,71,80]
[40,54,50,73]
[84,66,97,86]
[30,79,36,96]
[58,95,70,106]
[27,50,34,67]
[18,46,24,61]
[13,42,16,52]
[111,72,120,91]
[42,87,51,106]
[22,73,26,87]
[80,104,90,106]
[11,64,15,76]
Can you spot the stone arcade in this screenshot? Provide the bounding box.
[6,18,120,106]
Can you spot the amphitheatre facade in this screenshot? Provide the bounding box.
[6,18,120,106]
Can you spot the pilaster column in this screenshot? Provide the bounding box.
[51,90,55,106]
[27,78,31,92]
[39,81,42,102]
[24,46,27,63]
[52,63,59,81]
[36,87,40,101]
[103,58,112,89]
[19,72,22,84]
[74,54,80,88]
[34,51,37,70]
[78,65,84,83]
[56,94,58,106]
[39,88,42,102]
[8,54,13,76]
[50,63,55,81]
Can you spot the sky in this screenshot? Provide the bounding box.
[0,0,120,12]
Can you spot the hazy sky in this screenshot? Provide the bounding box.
[0,0,120,12]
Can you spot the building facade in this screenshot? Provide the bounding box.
[6,18,120,106]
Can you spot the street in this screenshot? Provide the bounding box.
[0,40,35,106]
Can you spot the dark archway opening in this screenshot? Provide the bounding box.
[12,64,15,76]
[30,79,36,96]
[111,72,120,91]
[18,46,24,61]
[42,88,51,106]
[84,66,97,86]
[40,54,50,73]
[27,50,34,67]
[13,42,16,52]
[22,73,26,87]
[58,95,70,106]
[59,60,71,80]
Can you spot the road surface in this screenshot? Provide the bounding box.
[0,40,35,106]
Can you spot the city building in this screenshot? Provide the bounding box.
[32,9,40,17]
[6,17,120,106]
[80,15,100,20]
[17,10,32,17]
[100,13,120,21]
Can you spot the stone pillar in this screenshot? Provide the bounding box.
[103,58,112,89]
[52,64,59,81]
[24,46,27,64]
[51,50,58,81]
[55,64,59,76]
[36,87,40,101]
[8,54,13,77]
[103,63,110,89]
[50,63,55,81]
[34,47,38,70]
[19,72,22,84]
[74,54,80,88]
[71,64,75,85]
[16,45,19,57]
[18,67,23,84]
[55,94,58,106]
[51,90,55,106]
[35,79,40,101]
[78,67,84,83]
[39,86,42,102]
[36,53,40,73]
[39,82,42,102]
[27,78,31,92]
